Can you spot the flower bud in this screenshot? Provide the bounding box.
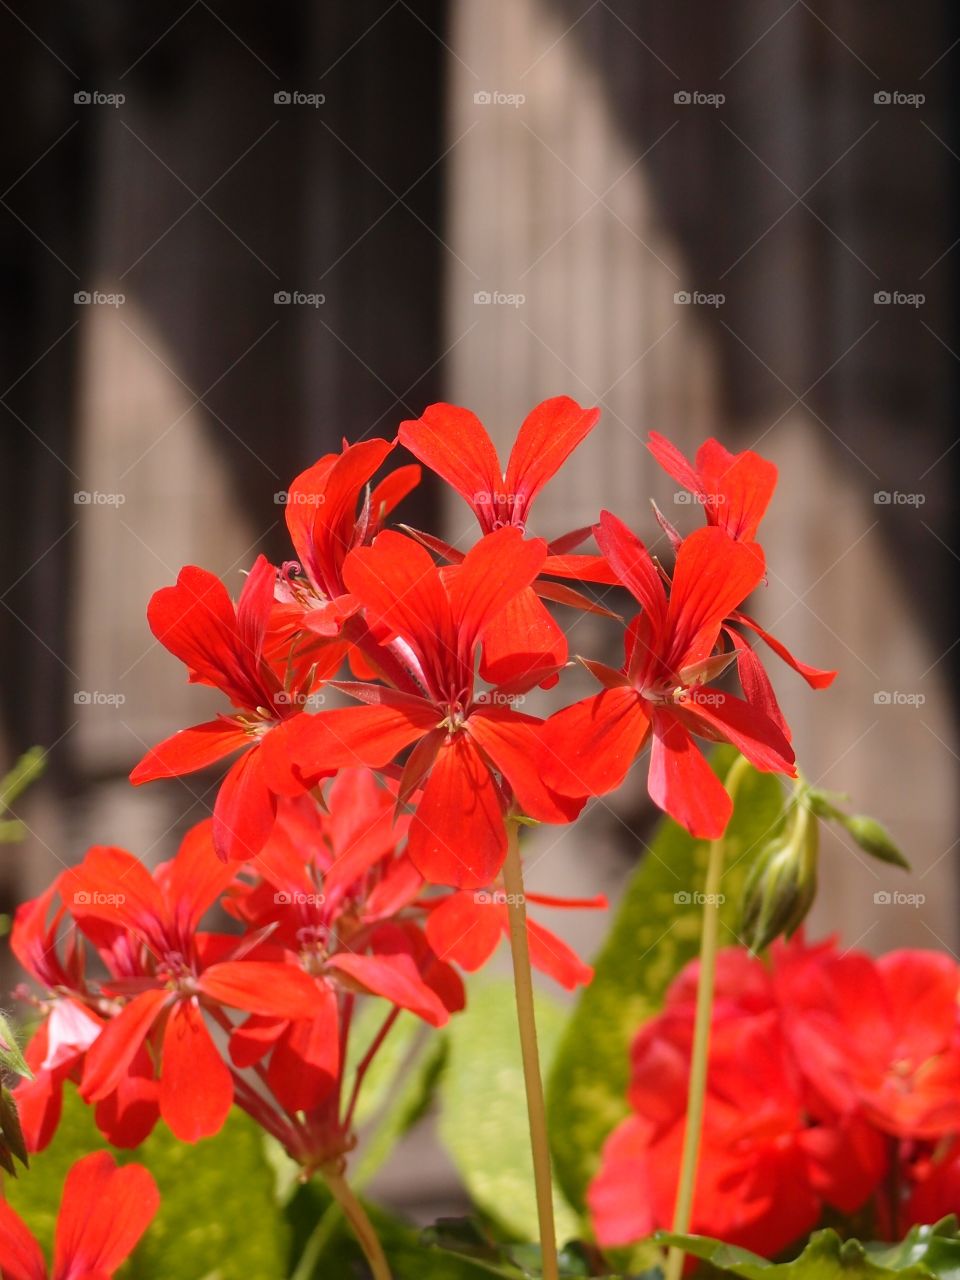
[839,814,908,868]
[740,798,819,954]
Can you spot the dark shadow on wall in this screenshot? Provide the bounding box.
[0,0,448,766]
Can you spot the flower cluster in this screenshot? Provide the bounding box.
[8,397,837,1230]
[589,935,960,1256]
[11,769,599,1171]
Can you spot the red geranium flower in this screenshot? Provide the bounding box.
[543,512,796,837]
[648,431,837,698]
[274,525,583,887]
[0,1151,158,1280]
[399,396,619,691]
[130,554,340,860]
[62,825,323,1142]
[278,435,420,641]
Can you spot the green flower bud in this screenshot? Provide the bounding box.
[0,1012,31,1081]
[839,814,909,868]
[740,798,819,954]
[0,1086,28,1173]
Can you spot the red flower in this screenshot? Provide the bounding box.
[63,825,322,1143]
[425,886,606,990]
[543,512,795,837]
[279,435,420,638]
[274,526,583,887]
[648,432,837,697]
[776,946,960,1139]
[0,1151,158,1280]
[223,775,463,1114]
[399,397,618,691]
[648,432,777,547]
[130,554,339,860]
[589,944,886,1257]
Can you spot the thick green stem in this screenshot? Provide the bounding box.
[502,821,560,1280]
[666,754,751,1280]
[321,1166,392,1280]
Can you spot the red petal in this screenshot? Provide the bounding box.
[370,462,421,520]
[696,438,777,543]
[287,439,394,593]
[343,530,456,678]
[525,917,593,990]
[424,891,503,971]
[327,951,448,1026]
[92,1045,160,1149]
[281,701,437,776]
[398,403,502,528]
[212,747,278,861]
[595,511,668,637]
[647,431,706,497]
[0,1201,45,1280]
[199,961,321,1020]
[466,707,584,824]
[165,818,237,937]
[160,1000,233,1142]
[63,845,167,952]
[724,625,791,743]
[504,396,600,518]
[408,735,505,889]
[540,688,650,798]
[146,566,258,709]
[81,989,169,1104]
[478,586,566,693]
[229,1014,286,1068]
[52,1151,159,1276]
[679,688,796,776]
[267,986,340,1113]
[665,526,765,669]
[448,527,547,658]
[647,710,732,838]
[235,554,276,667]
[732,611,838,689]
[130,719,247,783]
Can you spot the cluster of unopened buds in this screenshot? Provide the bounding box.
[3,395,840,1273]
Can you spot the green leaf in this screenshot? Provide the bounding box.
[0,747,45,813]
[421,1218,629,1278]
[547,747,786,1213]
[439,980,580,1244]
[657,1220,960,1280]
[2,1085,289,1279]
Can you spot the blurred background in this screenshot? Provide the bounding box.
[0,0,958,1217]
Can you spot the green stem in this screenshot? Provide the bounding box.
[502,820,560,1280]
[666,754,750,1280]
[321,1166,392,1280]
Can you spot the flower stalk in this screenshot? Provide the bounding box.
[666,753,750,1280]
[502,819,560,1280]
[322,1164,392,1280]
